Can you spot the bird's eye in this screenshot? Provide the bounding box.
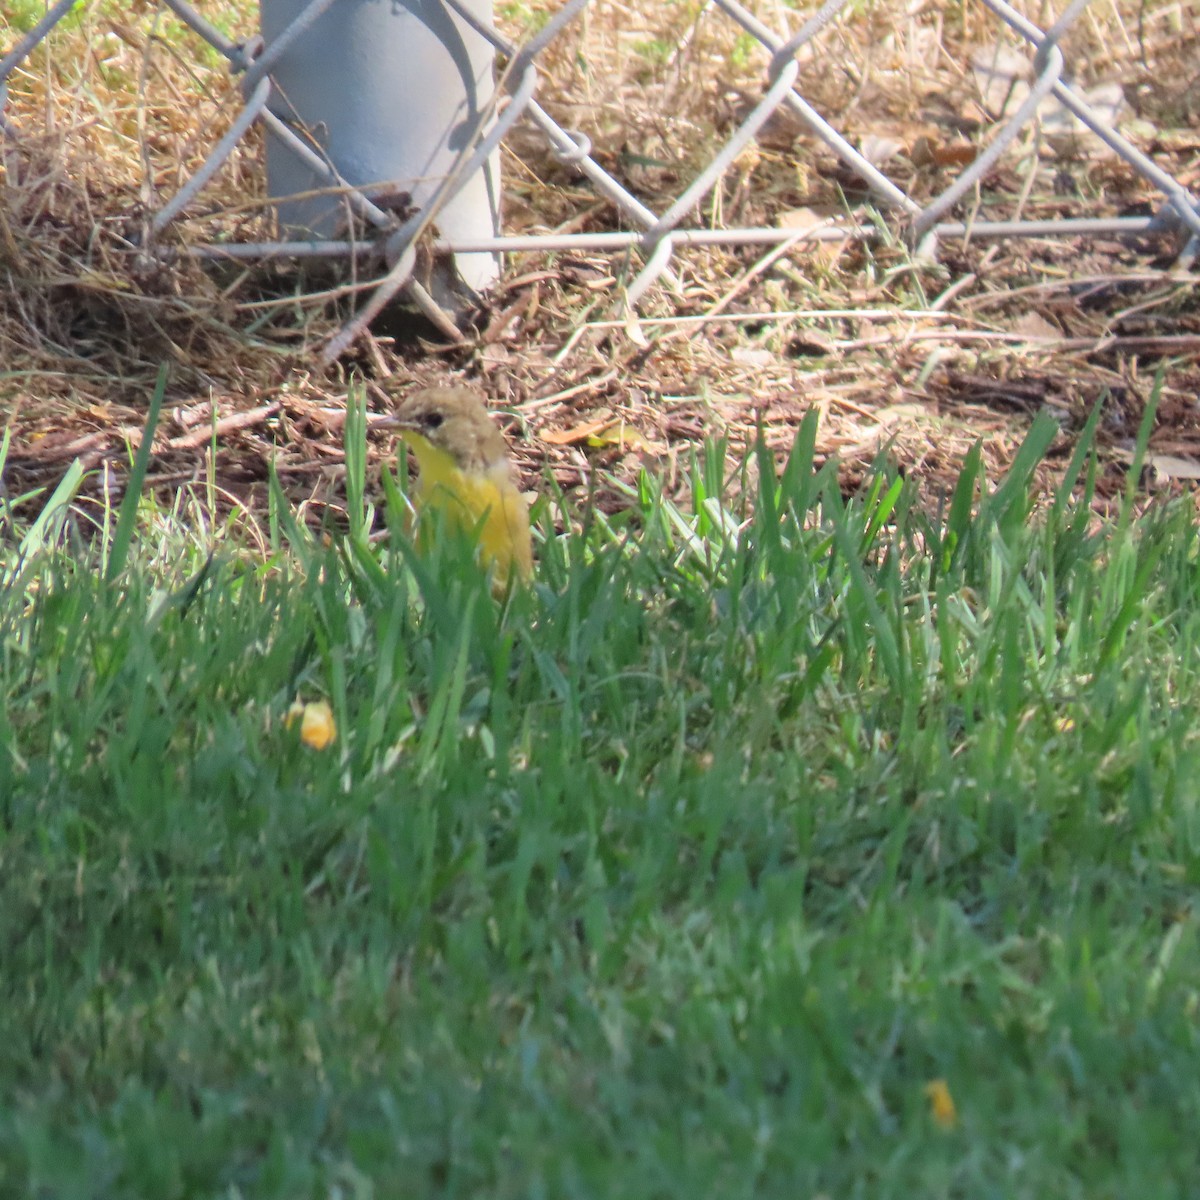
[422,410,445,431]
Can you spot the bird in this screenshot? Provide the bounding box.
[382,386,533,589]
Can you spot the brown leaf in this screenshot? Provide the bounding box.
[778,207,850,268]
[778,206,836,233]
[542,412,615,446]
[910,136,978,169]
[1010,311,1061,341]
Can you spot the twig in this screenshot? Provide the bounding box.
[167,402,281,449]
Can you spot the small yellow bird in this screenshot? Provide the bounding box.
[383,386,534,589]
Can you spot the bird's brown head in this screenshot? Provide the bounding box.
[386,387,511,475]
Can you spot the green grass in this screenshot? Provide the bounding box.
[3,388,1200,1198]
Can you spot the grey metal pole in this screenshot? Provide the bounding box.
[258,0,500,302]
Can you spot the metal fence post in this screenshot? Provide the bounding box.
[258,0,500,304]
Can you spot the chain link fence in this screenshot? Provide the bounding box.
[2,0,1198,364]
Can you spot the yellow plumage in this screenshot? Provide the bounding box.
[385,387,533,589]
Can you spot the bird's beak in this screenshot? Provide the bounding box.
[373,414,414,431]
[375,415,430,448]
[374,415,433,456]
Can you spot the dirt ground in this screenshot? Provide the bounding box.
[2,1,1199,531]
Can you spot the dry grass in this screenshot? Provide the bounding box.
[2,0,1199,526]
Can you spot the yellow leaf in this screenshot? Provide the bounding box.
[924,1079,958,1129]
[76,268,132,292]
[286,699,337,750]
[586,421,652,452]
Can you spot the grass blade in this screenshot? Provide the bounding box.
[105,363,169,582]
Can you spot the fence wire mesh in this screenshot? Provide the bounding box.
[1,0,1198,363]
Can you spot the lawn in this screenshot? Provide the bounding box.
[3,387,1200,1197]
[4,0,1200,1192]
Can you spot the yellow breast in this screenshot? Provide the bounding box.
[403,434,533,588]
